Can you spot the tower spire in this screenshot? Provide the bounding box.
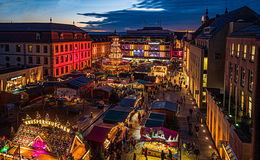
[225,8,228,14]
[50,17,52,23]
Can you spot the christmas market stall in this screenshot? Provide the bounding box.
[151,101,179,121]
[86,123,119,159]
[5,113,90,160]
[93,85,114,101]
[144,112,167,128]
[141,127,179,159]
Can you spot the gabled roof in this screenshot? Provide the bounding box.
[86,123,115,143]
[198,6,259,37]
[103,110,130,124]
[229,22,260,38]
[0,23,86,33]
[151,101,179,112]
[64,76,94,89]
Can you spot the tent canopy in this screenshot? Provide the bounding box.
[151,101,179,112]
[86,123,116,143]
[103,110,130,124]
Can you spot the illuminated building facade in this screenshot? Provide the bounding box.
[0,23,92,78]
[0,65,43,92]
[90,34,111,59]
[120,27,174,60]
[187,7,258,108]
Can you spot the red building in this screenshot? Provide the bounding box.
[0,23,92,78]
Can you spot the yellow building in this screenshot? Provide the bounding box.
[90,35,111,59]
[0,65,43,92]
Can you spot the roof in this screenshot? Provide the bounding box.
[198,6,259,37]
[110,105,133,113]
[151,101,179,112]
[0,23,86,33]
[64,76,94,89]
[149,112,166,120]
[103,110,130,124]
[145,119,164,127]
[229,22,260,38]
[86,123,115,143]
[95,85,114,93]
[119,97,136,107]
[90,34,111,42]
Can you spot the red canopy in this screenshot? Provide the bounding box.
[140,127,179,147]
[86,123,115,143]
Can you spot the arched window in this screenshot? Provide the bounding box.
[36,32,41,40]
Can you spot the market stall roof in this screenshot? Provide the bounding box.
[95,85,114,93]
[149,112,166,121]
[111,105,133,113]
[151,101,179,112]
[119,97,136,108]
[103,110,130,124]
[64,76,94,89]
[86,123,116,143]
[145,119,164,127]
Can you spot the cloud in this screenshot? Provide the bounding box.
[78,0,260,32]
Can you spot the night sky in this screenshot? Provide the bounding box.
[0,0,260,31]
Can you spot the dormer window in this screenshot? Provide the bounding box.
[83,33,87,39]
[74,33,77,39]
[59,33,64,40]
[36,33,41,40]
[203,27,214,34]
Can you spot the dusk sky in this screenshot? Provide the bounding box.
[0,0,260,31]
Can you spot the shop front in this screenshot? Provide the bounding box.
[140,127,179,159]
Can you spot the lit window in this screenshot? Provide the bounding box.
[241,67,245,87]
[236,44,240,57]
[28,45,33,53]
[234,64,238,83]
[248,97,252,118]
[250,45,255,62]
[203,74,207,87]
[231,43,234,56]
[202,91,206,103]
[241,91,244,111]
[203,57,208,70]
[243,45,247,59]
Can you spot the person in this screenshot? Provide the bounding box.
[168,149,172,160]
[161,150,165,160]
[194,148,200,160]
[144,147,148,160]
[133,153,137,160]
[189,108,193,117]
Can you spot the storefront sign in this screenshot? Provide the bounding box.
[149,42,160,45]
[10,76,22,81]
[141,127,179,147]
[24,119,70,133]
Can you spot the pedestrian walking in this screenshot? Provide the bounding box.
[161,150,165,160]
[168,149,172,160]
[144,147,148,160]
[133,153,137,160]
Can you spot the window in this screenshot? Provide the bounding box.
[36,33,41,40]
[55,45,59,53]
[65,55,68,62]
[29,57,33,64]
[56,57,59,64]
[234,64,238,83]
[248,97,252,118]
[70,44,73,51]
[36,45,40,53]
[5,56,10,61]
[36,57,41,64]
[43,46,48,53]
[56,68,59,76]
[241,91,244,111]
[70,55,73,61]
[44,57,48,65]
[229,62,233,80]
[231,43,234,56]
[66,66,68,73]
[4,44,10,52]
[81,44,83,49]
[16,57,21,62]
[203,74,207,87]
[60,45,64,52]
[203,57,208,70]
[241,67,245,87]
[75,44,78,50]
[236,44,240,57]
[61,56,64,63]
[74,34,77,39]
[16,45,21,52]
[61,67,64,74]
[44,69,48,76]
[59,33,64,40]
[243,45,247,59]
[248,70,253,91]
[85,43,87,49]
[65,45,68,52]
[250,45,255,62]
[28,45,33,53]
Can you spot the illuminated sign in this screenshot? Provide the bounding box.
[148,42,160,45]
[24,119,70,133]
[10,76,22,81]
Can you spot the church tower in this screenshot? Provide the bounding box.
[201,9,209,24]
